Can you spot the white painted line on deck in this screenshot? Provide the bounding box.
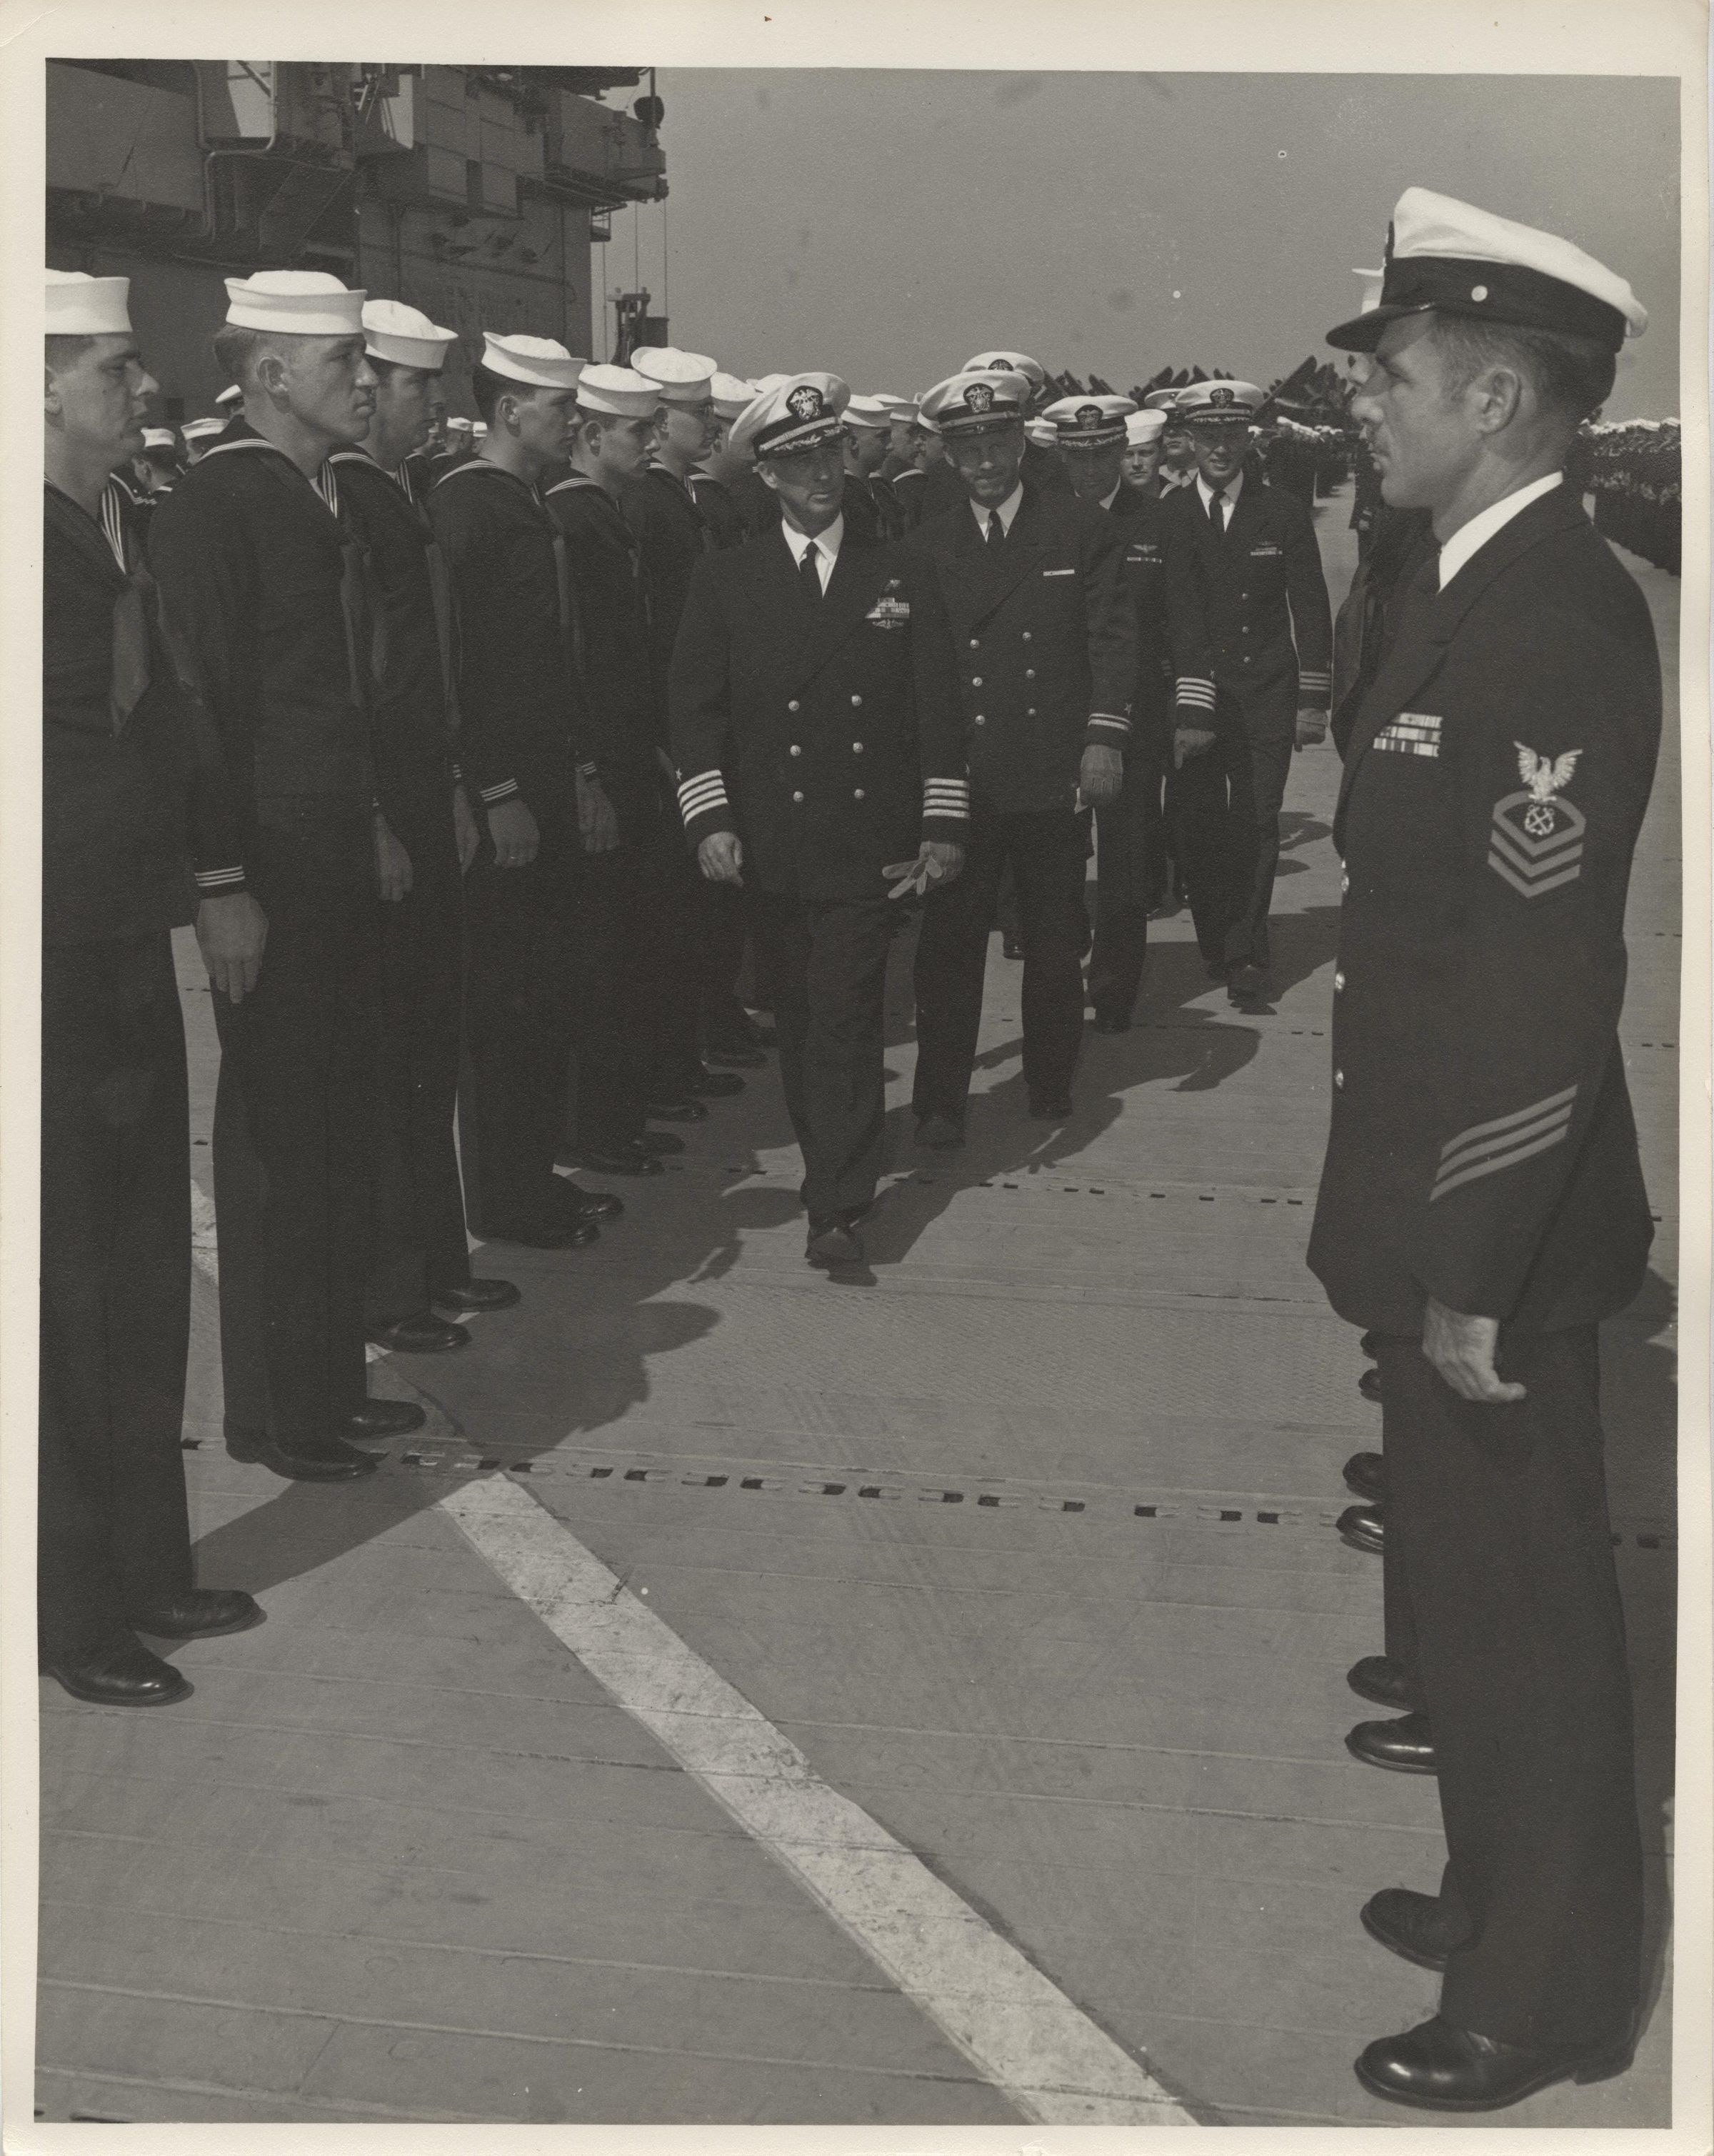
[437,1471,1198,2127]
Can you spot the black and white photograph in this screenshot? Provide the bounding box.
[4,0,1708,2142]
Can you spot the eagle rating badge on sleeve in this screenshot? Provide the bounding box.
[1488,743,1585,897]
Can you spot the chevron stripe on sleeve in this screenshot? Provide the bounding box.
[1428,1084,1579,1203]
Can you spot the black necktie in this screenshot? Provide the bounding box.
[798,541,823,600]
[1207,486,1228,533]
[984,510,1004,547]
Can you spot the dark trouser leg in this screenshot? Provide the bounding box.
[752,893,814,1164]
[650,831,708,1090]
[213,817,377,1443]
[1010,808,1089,1105]
[366,838,468,1326]
[1377,1328,1643,2050]
[1089,728,1168,1022]
[1221,710,1293,971]
[460,840,577,1230]
[39,934,194,1661]
[911,810,1004,1123]
[570,840,647,1153]
[798,898,898,1218]
[1165,741,1233,964]
[698,876,753,1047]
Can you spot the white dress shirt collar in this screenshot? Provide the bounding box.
[1196,468,1244,521]
[1099,481,1123,513]
[968,483,1024,538]
[1437,471,1564,589]
[782,513,843,591]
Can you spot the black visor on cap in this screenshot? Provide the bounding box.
[1326,254,1628,354]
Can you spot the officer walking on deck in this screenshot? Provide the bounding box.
[1309,188,1658,2113]
[671,374,970,1271]
[903,367,1135,1140]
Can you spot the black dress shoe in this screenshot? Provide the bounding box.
[555,1179,626,1218]
[433,1277,521,1314]
[224,1424,382,1480]
[1228,961,1269,1003]
[343,1398,427,1440]
[806,1218,865,1270]
[367,1312,470,1355]
[1359,1329,1383,1357]
[1348,1653,1415,1710]
[573,1140,665,1177]
[1360,1887,1466,1972]
[1002,933,1025,960]
[686,1064,745,1098]
[1343,1449,1385,1501]
[636,1128,686,1154]
[703,1040,767,1068]
[1355,2015,1634,2112]
[129,1589,265,1640]
[478,1215,601,1248]
[1338,1501,1385,1554]
[1347,1710,1437,1774]
[915,1113,965,1149]
[1028,1094,1073,1120]
[646,1095,708,1122]
[1358,1365,1384,1403]
[1091,1012,1132,1034]
[44,1635,192,1708]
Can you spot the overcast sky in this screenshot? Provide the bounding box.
[599,71,1680,420]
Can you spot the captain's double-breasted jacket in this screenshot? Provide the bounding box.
[1161,476,1333,730]
[669,524,968,902]
[905,483,1136,813]
[1307,483,1660,1335]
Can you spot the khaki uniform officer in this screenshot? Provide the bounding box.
[671,375,970,1271]
[904,368,1136,1138]
[1310,189,1658,2113]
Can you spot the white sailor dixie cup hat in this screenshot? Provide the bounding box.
[920,368,1032,437]
[141,426,177,451]
[215,383,244,408]
[480,331,584,391]
[729,373,851,461]
[224,270,366,335]
[1024,417,1059,450]
[1125,408,1168,446]
[46,269,133,336]
[1041,392,1138,450]
[363,298,458,372]
[1326,187,1647,353]
[709,371,756,421]
[963,349,1047,390]
[1175,379,1267,427]
[181,416,229,443]
[576,363,664,419]
[631,348,718,404]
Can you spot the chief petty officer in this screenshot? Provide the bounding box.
[670,374,970,1272]
[328,299,521,1350]
[41,269,263,1704]
[904,367,1135,1140]
[1308,188,1658,2112]
[1159,377,1333,1005]
[1042,395,1177,1031]
[149,270,407,1483]
[430,330,621,1248]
